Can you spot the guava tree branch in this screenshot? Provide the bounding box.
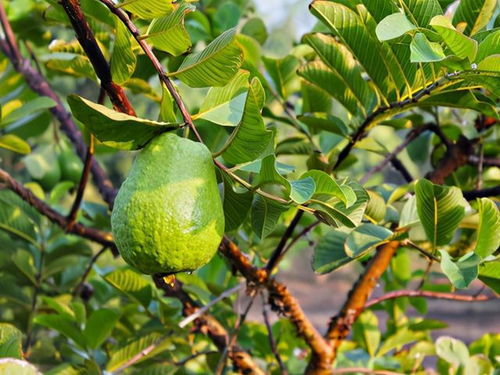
[0,5,117,208]
[365,290,497,309]
[463,186,500,200]
[307,241,399,373]
[220,238,334,372]
[98,0,203,142]
[331,72,460,171]
[0,168,115,248]
[153,276,265,374]
[59,0,136,116]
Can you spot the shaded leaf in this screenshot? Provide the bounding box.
[104,268,153,307]
[110,16,136,84]
[453,0,497,36]
[474,198,500,259]
[312,230,350,274]
[83,309,120,349]
[68,95,178,150]
[251,195,288,239]
[439,250,481,289]
[345,224,393,258]
[146,3,193,56]
[415,179,466,248]
[170,28,243,87]
[410,32,446,62]
[0,323,23,359]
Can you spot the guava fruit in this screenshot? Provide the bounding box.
[58,144,83,183]
[111,133,224,275]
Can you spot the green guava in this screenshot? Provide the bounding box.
[111,133,224,275]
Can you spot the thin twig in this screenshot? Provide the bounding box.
[178,284,244,328]
[261,292,288,375]
[0,168,115,248]
[24,242,45,355]
[406,241,440,262]
[98,0,202,142]
[360,125,431,184]
[72,246,108,296]
[330,72,461,171]
[266,210,305,272]
[174,350,218,366]
[462,186,500,200]
[365,290,496,309]
[59,0,135,115]
[215,296,256,375]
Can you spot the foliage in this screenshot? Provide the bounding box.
[0,0,498,374]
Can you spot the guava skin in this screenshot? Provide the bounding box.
[111,133,225,275]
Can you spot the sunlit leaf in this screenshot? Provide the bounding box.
[439,250,481,289]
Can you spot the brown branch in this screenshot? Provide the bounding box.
[311,241,399,371]
[365,290,497,309]
[153,276,264,374]
[360,125,431,184]
[0,9,117,208]
[0,168,115,248]
[98,0,203,142]
[330,73,460,171]
[389,158,413,183]
[59,0,135,116]
[463,186,500,200]
[219,238,333,372]
[266,210,305,272]
[72,246,108,296]
[426,136,475,184]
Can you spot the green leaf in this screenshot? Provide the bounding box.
[0,323,23,359]
[477,54,500,72]
[262,55,299,99]
[401,0,443,27]
[107,332,172,372]
[0,134,31,154]
[146,3,193,56]
[159,84,177,123]
[0,192,38,245]
[221,78,273,164]
[365,190,387,223]
[312,230,351,274]
[45,53,97,80]
[430,15,478,61]
[376,13,417,41]
[310,1,397,99]
[410,32,446,62]
[213,1,241,33]
[253,155,291,193]
[290,177,316,204]
[478,261,500,293]
[436,336,470,366]
[223,175,253,232]
[476,30,500,62]
[1,97,56,126]
[241,17,268,45]
[170,28,243,87]
[83,309,120,349]
[104,268,153,308]
[301,170,351,205]
[68,95,178,150]
[474,198,500,259]
[345,224,393,258]
[194,70,249,126]
[298,61,366,117]
[251,195,288,239]
[118,0,173,19]
[0,358,40,375]
[353,311,380,357]
[453,0,497,36]
[34,314,86,348]
[110,16,136,84]
[297,113,348,136]
[439,250,481,289]
[415,179,466,248]
[377,328,424,356]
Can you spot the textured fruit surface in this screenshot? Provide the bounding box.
[111,133,224,275]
